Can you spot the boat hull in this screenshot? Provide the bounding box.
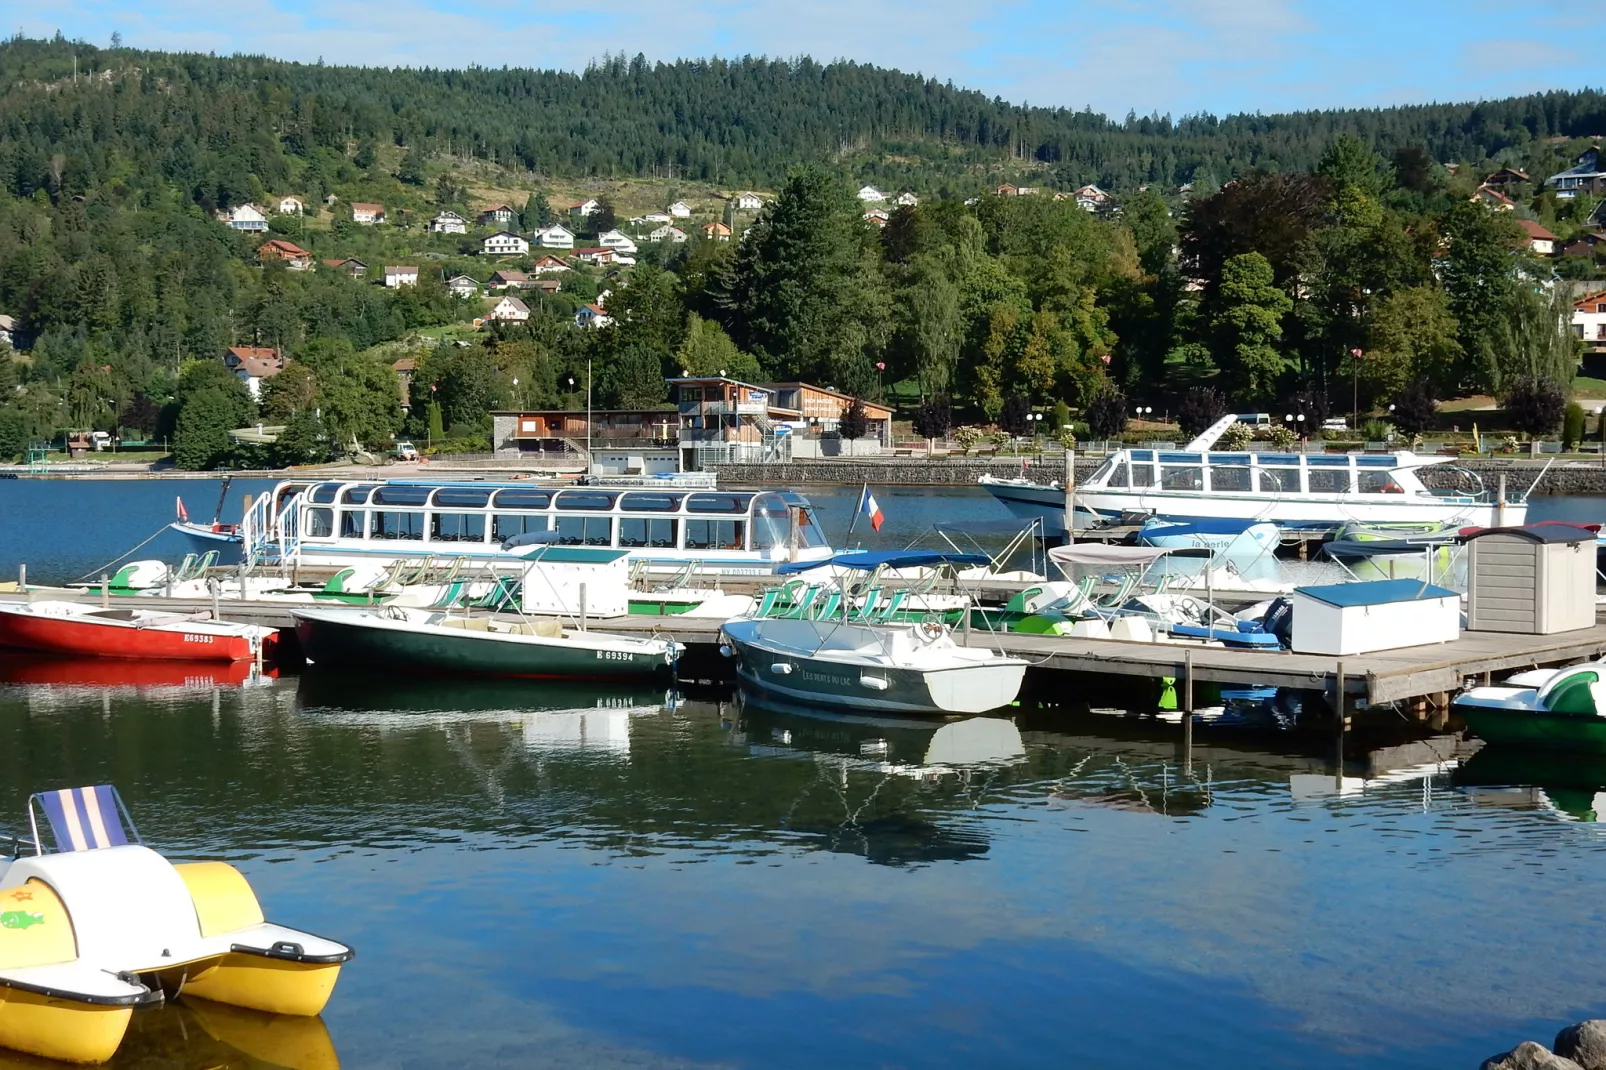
[1457,704,1606,751]
[294,611,675,681]
[0,985,134,1064]
[0,609,272,663]
[722,625,1025,716]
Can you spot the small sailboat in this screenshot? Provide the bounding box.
[0,601,278,662]
[0,785,351,1064]
[168,479,245,557]
[719,551,1028,715]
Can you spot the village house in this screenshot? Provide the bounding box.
[275,195,305,215]
[530,255,569,275]
[1516,219,1559,256]
[598,229,638,253]
[668,201,693,218]
[217,204,268,232]
[222,346,285,399]
[446,275,481,299]
[575,303,612,328]
[734,192,763,210]
[489,270,531,290]
[642,212,672,224]
[1482,167,1529,189]
[482,231,531,256]
[479,204,518,227]
[1472,185,1516,211]
[1548,150,1606,200]
[0,314,14,349]
[862,208,890,223]
[1562,232,1606,259]
[256,239,314,271]
[865,215,887,229]
[701,222,731,241]
[488,295,530,322]
[529,279,562,295]
[321,257,367,277]
[430,210,468,235]
[1074,184,1111,210]
[763,381,895,452]
[857,186,886,203]
[570,199,601,218]
[895,192,919,206]
[647,224,688,243]
[535,224,576,249]
[350,202,385,225]
[570,247,617,266]
[1573,289,1606,348]
[384,265,419,289]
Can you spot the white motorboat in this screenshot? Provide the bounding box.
[981,414,1530,531]
[719,551,1028,715]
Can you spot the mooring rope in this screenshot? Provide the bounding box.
[76,524,171,582]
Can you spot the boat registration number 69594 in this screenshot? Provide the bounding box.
[183,634,215,644]
[595,650,634,662]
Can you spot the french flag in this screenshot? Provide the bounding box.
[858,486,884,532]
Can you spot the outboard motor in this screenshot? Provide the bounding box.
[1260,597,1295,648]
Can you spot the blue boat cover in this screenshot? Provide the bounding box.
[1294,579,1458,607]
[777,550,993,574]
[1141,517,1266,537]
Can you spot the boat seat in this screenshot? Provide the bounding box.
[29,785,139,853]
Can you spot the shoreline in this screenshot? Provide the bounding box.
[4,457,1606,495]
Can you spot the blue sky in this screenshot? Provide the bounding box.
[9,0,1603,118]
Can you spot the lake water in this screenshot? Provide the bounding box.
[0,672,1603,1068]
[2,476,1604,585]
[3,479,1606,1068]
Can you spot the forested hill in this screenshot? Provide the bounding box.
[2,35,1605,195]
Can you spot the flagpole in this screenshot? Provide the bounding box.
[844,482,865,547]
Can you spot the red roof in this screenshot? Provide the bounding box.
[1573,289,1606,310]
[223,346,285,379]
[350,202,384,214]
[258,239,310,258]
[1475,185,1515,205]
[571,247,614,256]
[1517,218,1559,241]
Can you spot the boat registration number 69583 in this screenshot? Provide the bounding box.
[595,650,634,662]
[182,634,214,644]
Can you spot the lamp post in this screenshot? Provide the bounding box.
[1350,347,1364,434]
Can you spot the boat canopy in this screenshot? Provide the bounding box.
[1048,544,1212,568]
[777,550,993,574]
[932,519,1048,535]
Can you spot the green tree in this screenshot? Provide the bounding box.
[523,192,553,230]
[1438,199,1525,391]
[1362,286,1463,398]
[675,314,762,380]
[433,351,500,432]
[1505,375,1567,437]
[597,342,668,408]
[1210,252,1292,404]
[1121,188,1177,277]
[0,346,17,400]
[273,406,329,466]
[398,147,426,185]
[0,407,26,462]
[716,166,891,389]
[886,254,961,396]
[1390,379,1438,437]
[837,396,869,454]
[172,388,233,469]
[320,359,402,446]
[1083,383,1128,439]
[261,362,318,421]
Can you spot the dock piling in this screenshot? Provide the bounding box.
[1063,448,1076,543]
[100,574,108,609]
[210,578,220,622]
[16,564,23,593]
[1334,659,1348,784]
[579,583,588,632]
[961,606,971,646]
[1182,650,1194,773]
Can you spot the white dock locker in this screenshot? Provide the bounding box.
[1464,526,1596,634]
[1288,580,1460,656]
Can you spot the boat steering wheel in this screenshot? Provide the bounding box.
[918,620,946,642]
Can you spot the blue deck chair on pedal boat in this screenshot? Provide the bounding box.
[27,785,141,855]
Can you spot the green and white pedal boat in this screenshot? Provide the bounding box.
[1454,661,1606,751]
[293,606,681,681]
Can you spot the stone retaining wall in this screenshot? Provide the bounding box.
[717,458,1606,495]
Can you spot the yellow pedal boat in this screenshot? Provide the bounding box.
[0,785,353,1064]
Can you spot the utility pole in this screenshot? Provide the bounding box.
[585,356,593,477]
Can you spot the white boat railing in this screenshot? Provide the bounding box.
[241,491,302,566]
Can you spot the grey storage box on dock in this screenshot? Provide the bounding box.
[1464,525,1595,634]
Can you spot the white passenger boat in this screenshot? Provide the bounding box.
[239,480,834,577]
[719,551,1028,715]
[981,415,1528,531]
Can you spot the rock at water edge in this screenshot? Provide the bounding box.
[1555,1022,1606,1070]
[1480,1041,1586,1070]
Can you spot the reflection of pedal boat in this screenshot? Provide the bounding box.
[0,786,351,1064]
[1453,747,1606,821]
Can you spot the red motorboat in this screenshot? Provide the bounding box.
[0,601,279,663]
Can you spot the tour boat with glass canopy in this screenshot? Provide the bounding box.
[241,480,835,576]
[980,415,1529,531]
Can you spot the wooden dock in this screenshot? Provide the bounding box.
[6,590,1603,707]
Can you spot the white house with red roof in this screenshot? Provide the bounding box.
[1516,218,1559,256]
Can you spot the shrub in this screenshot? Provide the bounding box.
[1361,418,1396,443]
[1390,379,1438,437]
[1505,376,1567,438]
[998,392,1032,436]
[1564,401,1587,450]
[1176,386,1228,438]
[1265,426,1298,450]
[1218,422,1253,450]
[912,393,953,440]
[1084,386,1129,439]
[953,426,981,452]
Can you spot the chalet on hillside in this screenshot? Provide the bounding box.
[1548,150,1606,199]
[1481,167,1529,189]
[479,204,518,226]
[222,346,285,399]
[701,221,731,241]
[489,270,531,290]
[668,201,693,218]
[1472,185,1516,211]
[350,202,386,224]
[734,192,763,210]
[275,195,305,215]
[1573,288,1606,348]
[575,304,611,327]
[856,186,885,203]
[446,275,481,298]
[217,204,268,232]
[257,239,313,271]
[647,225,687,243]
[535,224,575,249]
[488,295,530,322]
[571,247,617,266]
[430,210,468,234]
[530,255,569,275]
[322,257,367,277]
[598,229,637,253]
[1516,218,1559,256]
[384,265,419,288]
[482,231,530,256]
[570,199,601,218]
[895,192,919,206]
[1562,232,1606,258]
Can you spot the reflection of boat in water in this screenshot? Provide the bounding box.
[0,652,272,691]
[66,995,342,1070]
[1453,747,1606,821]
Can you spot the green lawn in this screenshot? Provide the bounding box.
[1573,375,1606,396]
